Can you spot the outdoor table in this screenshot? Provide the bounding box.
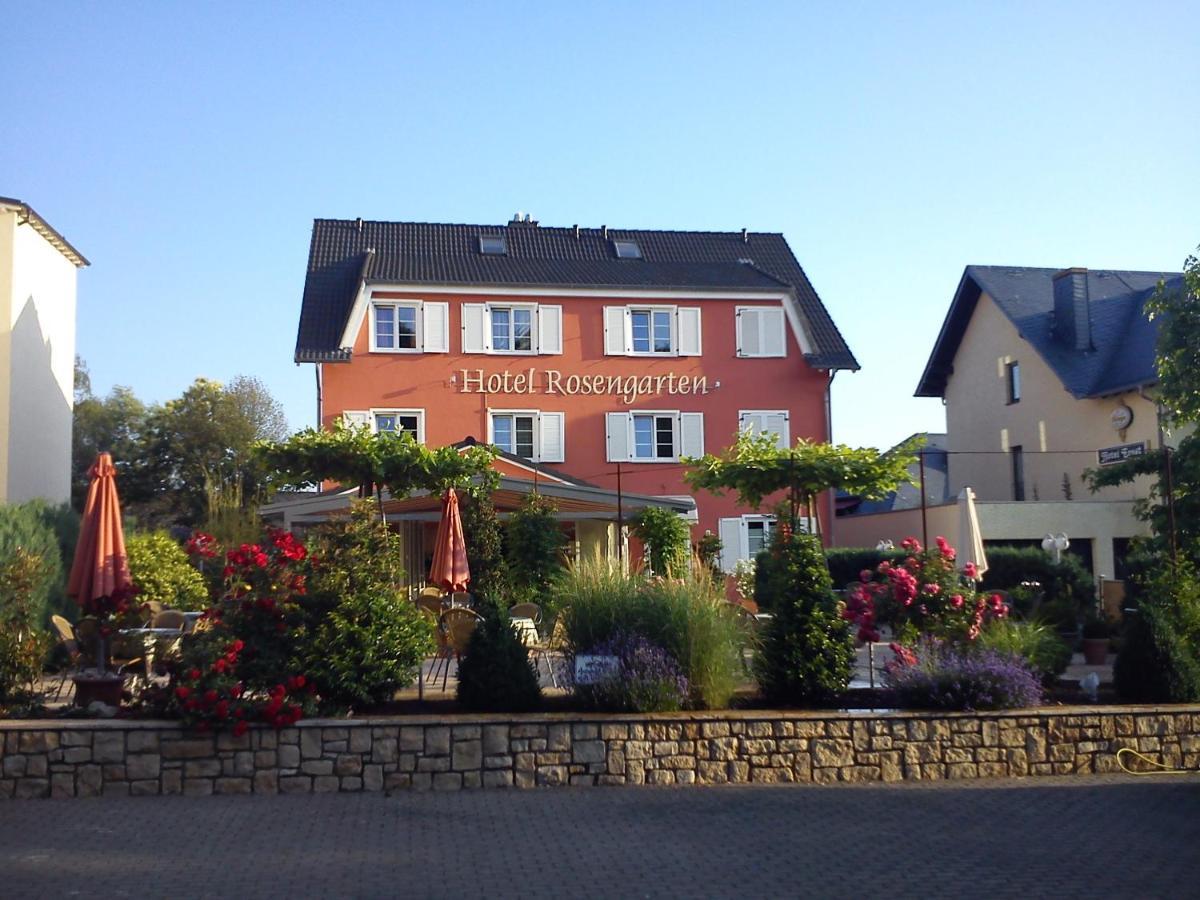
[118,627,184,678]
[180,611,204,633]
[509,616,539,649]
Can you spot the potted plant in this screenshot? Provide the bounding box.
[1081,614,1111,665]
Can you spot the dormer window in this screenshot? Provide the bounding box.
[613,239,642,259]
[479,235,507,255]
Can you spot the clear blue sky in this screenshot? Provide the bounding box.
[4,2,1197,450]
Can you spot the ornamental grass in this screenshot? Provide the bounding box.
[554,556,741,710]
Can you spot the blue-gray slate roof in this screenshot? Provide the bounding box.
[916,266,1182,399]
[295,219,857,370]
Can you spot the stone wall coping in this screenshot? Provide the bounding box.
[3,703,1199,732]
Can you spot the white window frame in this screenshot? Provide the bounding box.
[487,408,565,463]
[370,301,423,353]
[630,410,681,462]
[736,305,788,358]
[627,306,677,356]
[487,303,539,355]
[738,410,791,449]
[370,408,426,444]
[742,515,775,559]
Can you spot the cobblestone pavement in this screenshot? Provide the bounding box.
[2,774,1195,898]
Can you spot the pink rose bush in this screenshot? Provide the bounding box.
[842,536,1009,644]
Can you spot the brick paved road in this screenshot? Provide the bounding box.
[2,775,1196,898]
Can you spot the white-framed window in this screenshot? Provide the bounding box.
[489,305,536,353]
[717,514,815,573]
[372,409,425,443]
[462,303,562,355]
[605,411,704,462]
[487,410,565,463]
[603,305,701,356]
[479,234,507,255]
[369,300,449,353]
[738,410,790,449]
[736,305,787,358]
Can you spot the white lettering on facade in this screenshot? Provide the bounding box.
[458,368,710,402]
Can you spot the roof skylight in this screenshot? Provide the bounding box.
[479,235,507,255]
[613,239,642,259]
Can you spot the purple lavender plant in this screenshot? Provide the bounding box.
[577,631,690,713]
[883,637,1043,711]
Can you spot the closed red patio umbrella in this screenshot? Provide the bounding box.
[68,452,134,671]
[428,488,470,594]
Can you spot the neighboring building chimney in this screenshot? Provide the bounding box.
[1052,268,1092,351]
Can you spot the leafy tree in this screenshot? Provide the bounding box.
[0,501,69,624]
[125,531,208,611]
[1087,250,1200,560]
[255,421,498,508]
[299,501,433,710]
[629,505,691,577]
[459,490,509,607]
[141,377,286,526]
[684,431,919,532]
[754,530,854,705]
[72,379,152,512]
[506,493,566,602]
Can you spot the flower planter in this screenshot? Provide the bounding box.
[1081,638,1109,666]
[71,673,125,708]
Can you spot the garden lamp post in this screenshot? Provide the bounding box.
[1041,532,1070,564]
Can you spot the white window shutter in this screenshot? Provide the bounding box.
[462,303,487,354]
[676,307,702,356]
[422,302,449,353]
[765,411,790,448]
[341,410,370,430]
[605,412,630,461]
[736,308,760,357]
[738,411,763,435]
[603,306,627,355]
[762,308,786,357]
[718,517,743,573]
[678,412,704,458]
[539,412,565,463]
[538,305,563,355]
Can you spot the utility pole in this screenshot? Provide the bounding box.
[615,462,624,563]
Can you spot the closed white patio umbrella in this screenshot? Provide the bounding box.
[957,486,988,580]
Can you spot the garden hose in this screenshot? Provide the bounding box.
[1115,747,1197,776]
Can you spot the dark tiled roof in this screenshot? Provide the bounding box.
[295,219,857,369]
[915,266,1180,399]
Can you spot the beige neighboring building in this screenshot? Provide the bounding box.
[0,198,88,505]
[837,264,1182,583]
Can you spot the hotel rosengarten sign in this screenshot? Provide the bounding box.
[457,368,711,406]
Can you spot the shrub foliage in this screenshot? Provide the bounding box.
[456,607,542,712]
[753,530,854,705]
[126,531,208,611]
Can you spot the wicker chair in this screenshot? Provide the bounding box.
[530,617,568,687]
[50,615,84,700]
[509,602,542,626]
[435,607,482,691]
[416,595,445,618]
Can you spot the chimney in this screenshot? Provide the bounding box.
[1052,268,1092,351]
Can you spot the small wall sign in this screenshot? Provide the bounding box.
[1097,442,1146,466]
[574,654,620,685]
[1110,404,1134,431]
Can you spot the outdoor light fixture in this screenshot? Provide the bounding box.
[1041,532,1070,563]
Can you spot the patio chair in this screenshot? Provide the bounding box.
[435,607,482,691]
[509,602,542,626]
[416,595,445,617]
[50,615,85,701]
[449,591,472,608]
[419,586,444,599]
[530,617,568,688]
[151,610,187,631]
[141,600,164,624]
[723,602,761,675]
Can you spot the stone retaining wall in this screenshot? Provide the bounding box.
[2,707,1198,799]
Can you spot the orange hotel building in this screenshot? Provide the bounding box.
[281,215,858,582]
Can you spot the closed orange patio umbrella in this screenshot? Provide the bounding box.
[428,488,470,594]
[68,452,134,670]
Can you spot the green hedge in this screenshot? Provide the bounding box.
[824,548,904,589]
[0,501,78,624]
[978,547,1095,626]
